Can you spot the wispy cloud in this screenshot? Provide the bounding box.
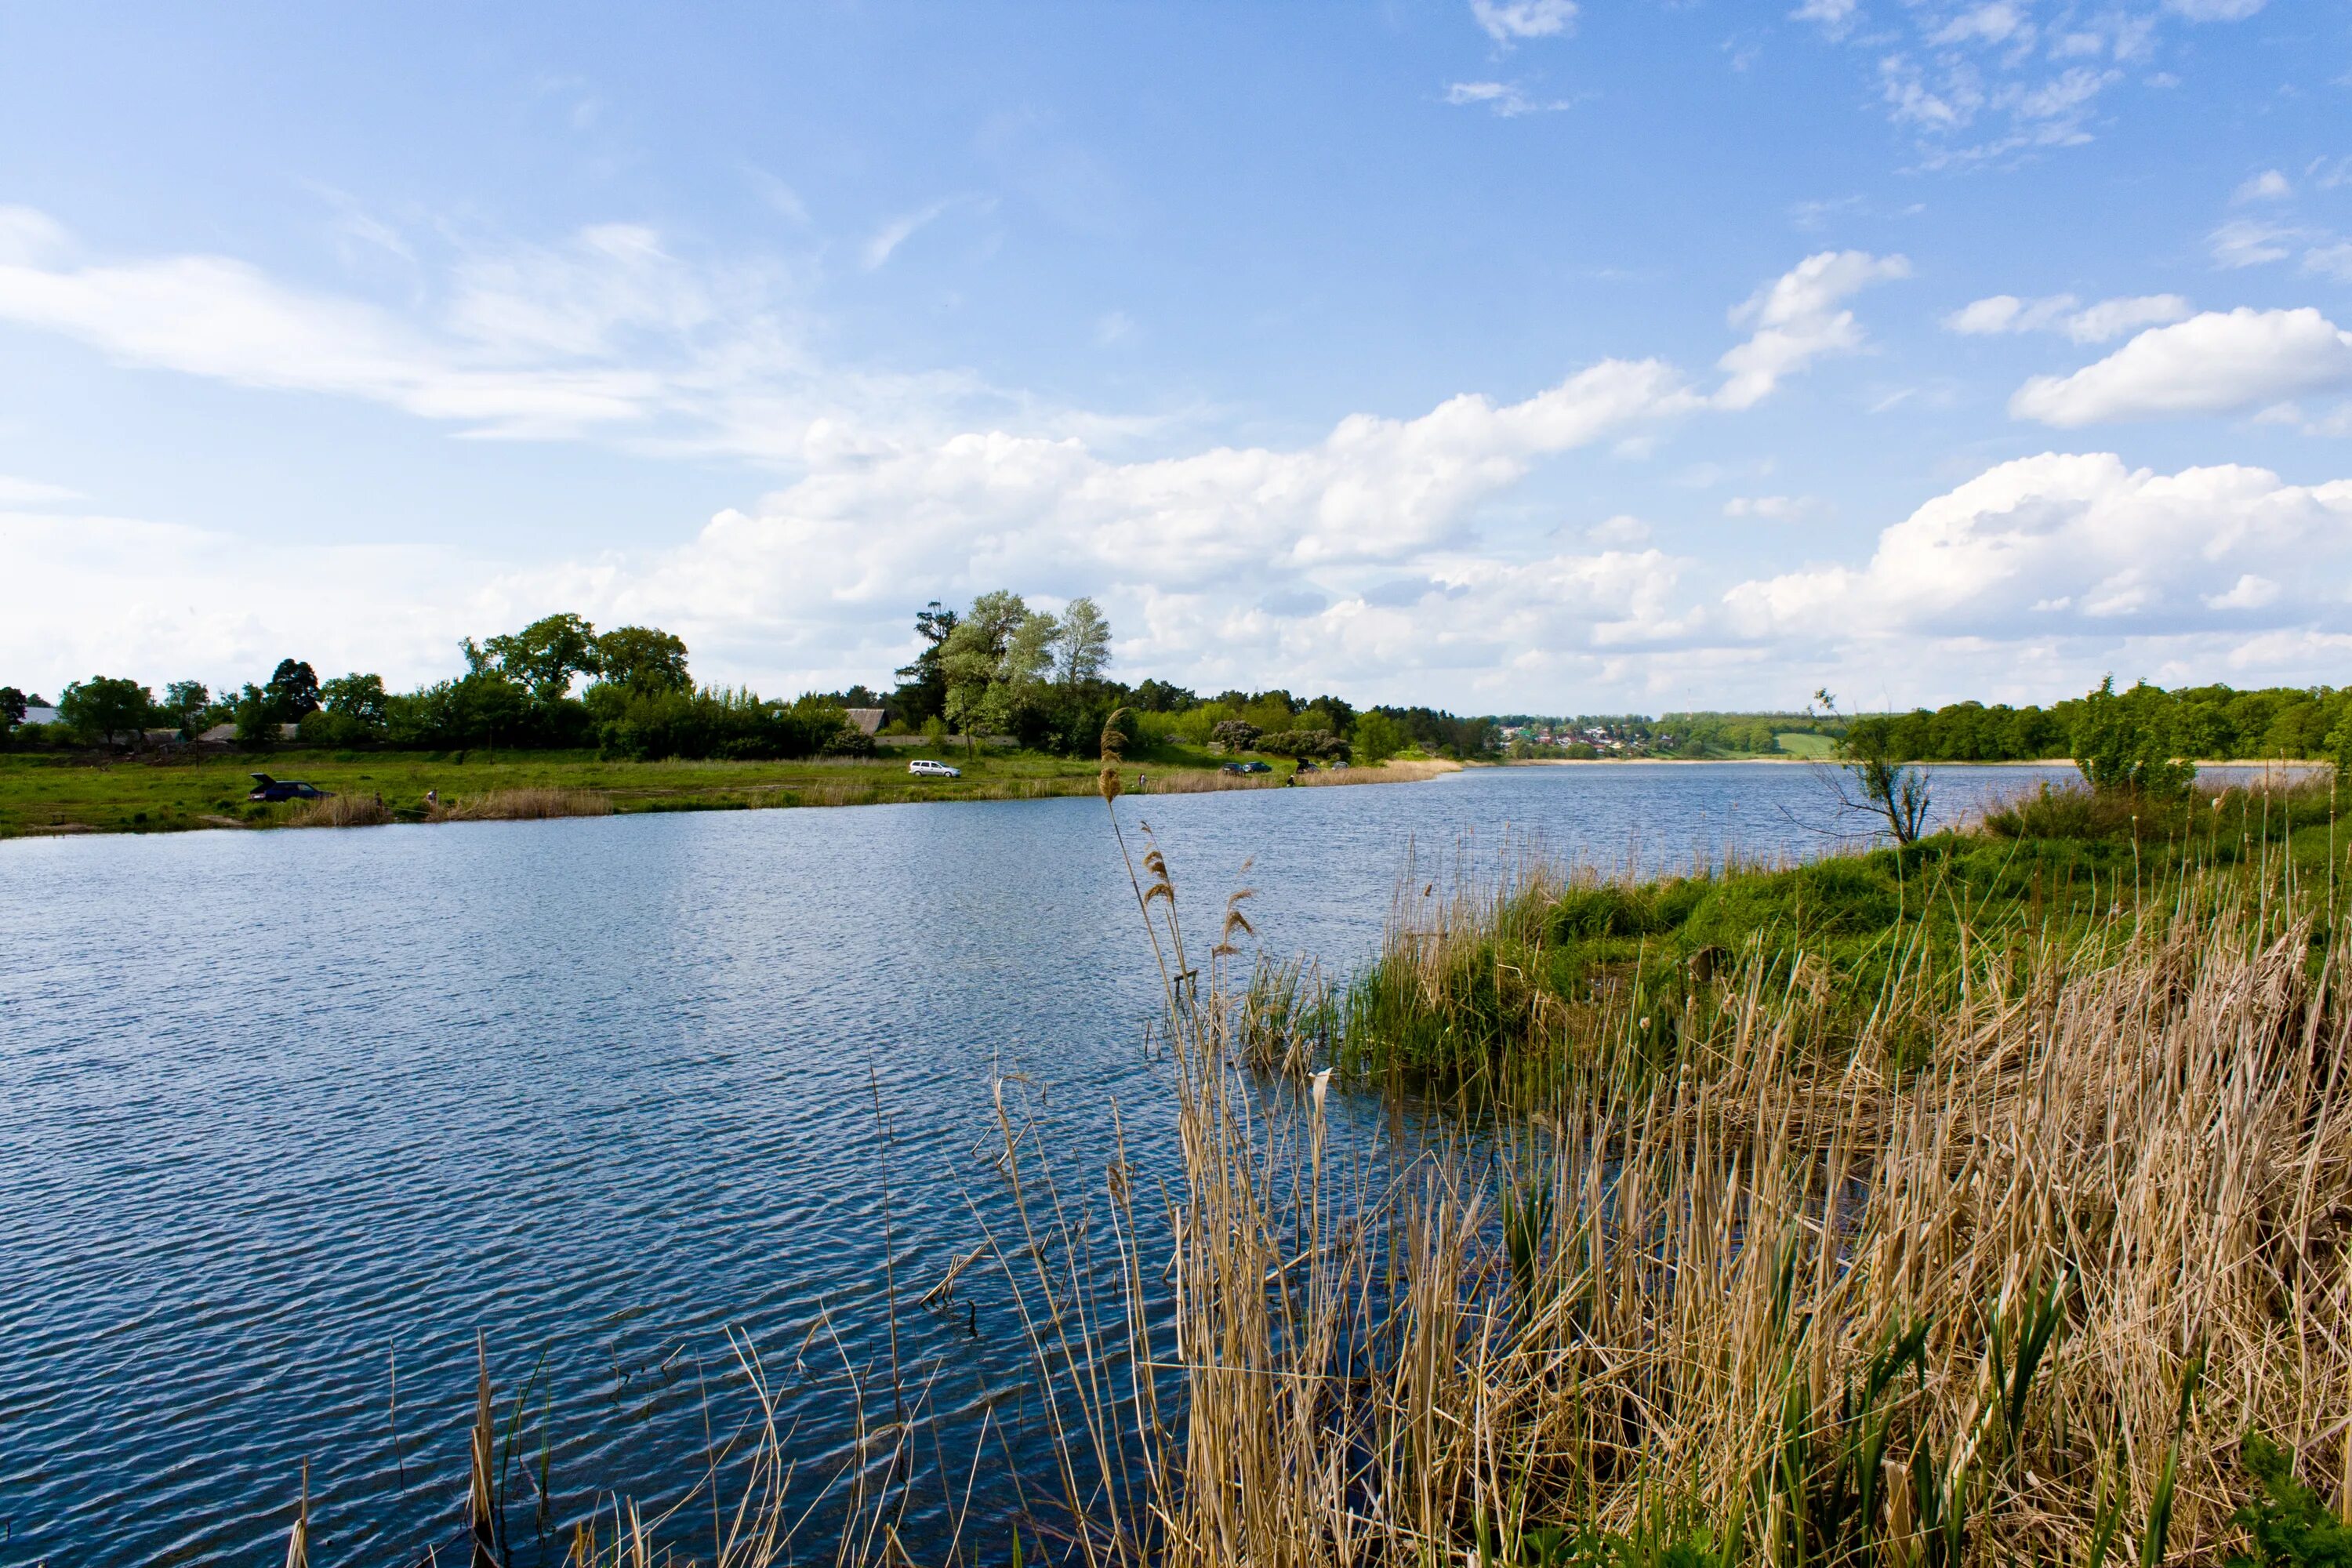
[1944,292,2193,343]
[860,194,990,270]
[1444,80,1573,116]
[1802,0,2263,165]
[1469,0,1577,44]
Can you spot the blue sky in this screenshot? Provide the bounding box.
[2,0,2349,712]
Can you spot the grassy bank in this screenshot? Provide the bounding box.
[1060,784,2352,1568]
[0,746,1457,839]
[1335,775,2347,1100]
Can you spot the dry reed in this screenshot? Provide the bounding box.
[285,793,394,829]
[430,788,615,822]
[1030,811,2352,1568]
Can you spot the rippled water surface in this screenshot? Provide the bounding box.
[4,762,2114,1565]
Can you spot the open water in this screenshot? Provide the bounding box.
[2,761,2201,1565]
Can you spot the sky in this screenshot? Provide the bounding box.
[2,1,2350,714]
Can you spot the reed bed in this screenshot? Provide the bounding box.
[430,788,615,822]
[1027,797,2352,1568]
[285,793,394,828]
[1293,757,1463,786]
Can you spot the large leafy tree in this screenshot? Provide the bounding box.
[59,676,155,746]
[265,659,321,721]
[1053,596,1111,690]
[0,685,28,739]
[475,612,602,700]
[941,590,1032,751]
[163,681,211,738]
[321,673,389,728]
[593,626,690,693]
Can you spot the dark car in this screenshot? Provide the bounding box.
[247,772,333,803]
[1219,760,1273,775]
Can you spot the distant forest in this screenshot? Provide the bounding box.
[6,593,2348,770]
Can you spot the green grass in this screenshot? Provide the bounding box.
[1772,730,1838,760]
[0,739,1332,838]
[1337,775,2350,1098]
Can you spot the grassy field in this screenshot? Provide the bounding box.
[0,743,1454,838]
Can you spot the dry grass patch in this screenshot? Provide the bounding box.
[430,787,614,822]
[285,793,394,828]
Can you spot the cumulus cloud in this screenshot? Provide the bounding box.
[2009,307,2352,425]
[1469,0,1577,43]
[1944,292,2192,343]
[1724,454,2352,648]
[1715,250,1910,408]
[0,242,1920,703]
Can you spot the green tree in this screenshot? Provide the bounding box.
[233,683,279,750]
[1211,718,1261,753]
[1352,710,1407,764]
[941,590,1030,754]
[58,676,154,746]
[265,659,321,721]
[1053,596,1112,689]
[890,601,959,726]
[592,626,691,693]
[321,673,389,728]
[0,684,28,742]
[163,681,211,739]
[1820,691,1933,846]
[2073,676,2195,800]
[479,612,601,700]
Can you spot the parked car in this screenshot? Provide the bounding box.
[247,772,332,802]
[907,759,962,779]
[1219,760,1273,775]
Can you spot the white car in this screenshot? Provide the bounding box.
[907,759,961,779]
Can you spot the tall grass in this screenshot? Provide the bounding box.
[1049,797,2352,1566]
[430,788,615,822]
[285,793,394,828]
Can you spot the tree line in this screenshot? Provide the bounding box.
[0,593,1502,765]
[0,616,874,761]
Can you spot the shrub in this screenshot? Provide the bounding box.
[2074,675,2196,800]
[1210,719,1261,753]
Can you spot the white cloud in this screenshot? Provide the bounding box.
[2010,307,2352,425]
[2163,0,2265,17]
[2204,572,2280,609]
[1724,453,2352,648]
[1444,81,1571,116]
[1945,292,2192,343]
[0,207,1040,459]
[2063,294,2195,342]
[2233,169,2292,203]
[1817,2,2262,162]
[2304,242,2352,282]
[0,474,81,506]
[1470,0,1577,43]
[2210,219,2302,268]
[861,195,989,270]
[1723,495,1820,520]
[1715,249,1910,409]
[1789,0,1858,37]
[0,243,1917,704]
[1932,4,2030,47]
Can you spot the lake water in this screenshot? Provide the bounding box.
[0,760,2187,1565]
